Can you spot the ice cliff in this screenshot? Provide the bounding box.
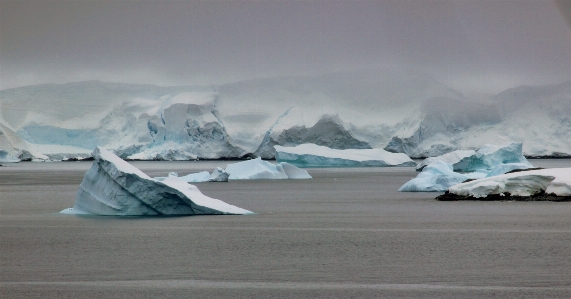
[1,72,570,160]
[61,146,252,216]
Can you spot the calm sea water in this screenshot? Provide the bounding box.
[1,159,571,298]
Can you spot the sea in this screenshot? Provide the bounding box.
[1,159,571,298]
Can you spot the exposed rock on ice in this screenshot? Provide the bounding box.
[398,161,486,192]
[438,168,571,201]
[275,143,416,167]
[225,157,311,180]
[62,146,252,216]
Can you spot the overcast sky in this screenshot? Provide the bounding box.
[1,0,571,94]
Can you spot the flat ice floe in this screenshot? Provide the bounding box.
[61,146,252,216]
[225,157,312,180]
[439,168,571,201]
[274,144,416,167]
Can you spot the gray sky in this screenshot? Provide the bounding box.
[1,0,571,94]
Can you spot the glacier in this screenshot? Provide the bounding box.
[225,157,312,180]
[61,146,252,216]
[1,72,571,160]
[275,143,416,167]
[399,143,535,192]
[440,168,571,200]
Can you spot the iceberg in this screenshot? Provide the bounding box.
[439,168,571,200]
[209,167,230,182]
[177,171,212,183]
[61,146,252,216]
[415,150,475,171]
[274,143,416,167]
[400,143,535,192]
[0,150,20,163]
[451,143,533,172]
[416,143,532,172]
[225,157,311,180]
[398,161,486,192]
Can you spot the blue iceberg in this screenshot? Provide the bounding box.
[401,143,534,192]
[399,161,486,192]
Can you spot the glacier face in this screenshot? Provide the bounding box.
[1,73,571,160]
[275,143,416,167]
[65,146,252,216]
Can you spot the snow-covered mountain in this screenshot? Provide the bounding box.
[1,70,570,160]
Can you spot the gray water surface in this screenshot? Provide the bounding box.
[1,160,571,298]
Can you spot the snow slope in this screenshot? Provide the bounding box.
[1,71,570,160]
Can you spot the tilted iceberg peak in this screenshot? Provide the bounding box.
[61,146,252,216]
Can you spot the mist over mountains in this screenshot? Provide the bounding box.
[1,70,570,161]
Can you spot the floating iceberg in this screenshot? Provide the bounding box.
[400,143,535,192]
[225,157,311,180]
[177,171,212,183]
[439,168,571,200]
[274,144,416,168]
[210,167,230,182]
[398,161,486,192]
[416,143,532,172]
[415,150,475,171]
[0,150,20,163]
[61,146,252,216]
[451,143,533,172]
